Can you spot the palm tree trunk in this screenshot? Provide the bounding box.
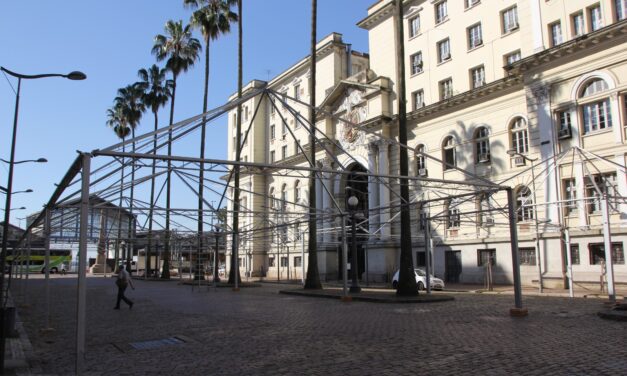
[198,39,210,280]
[304,0,321,289]
[228,0,243,285]
[163,76,177,279]
[127,128,136,273]
[147,112,158,278]
[395,0,417,296]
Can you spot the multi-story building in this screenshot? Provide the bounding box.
[227,0,627,288]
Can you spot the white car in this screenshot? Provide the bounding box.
[392,268,445,291]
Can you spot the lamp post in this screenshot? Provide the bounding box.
[0,189,33,196]
[1,66,85,372]
[347,194,362,293]
[507,150,543,293]
[0,158,47,165]
[1,206,26,212]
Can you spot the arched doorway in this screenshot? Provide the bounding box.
[338,163,368,280]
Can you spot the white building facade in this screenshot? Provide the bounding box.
[227,0,627,288]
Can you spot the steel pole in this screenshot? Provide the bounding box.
[76,153,91,375]
[507,188,526,315]
[601,197,616,302]
[564,229,574,298]
[530,161,543,293]
[43,209,52,331]
[349,213,361,293]
[342,215,348,298]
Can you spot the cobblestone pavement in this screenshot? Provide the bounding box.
[8,275,627,375]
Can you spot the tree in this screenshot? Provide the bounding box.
[106,103,131,270]
[184,0,238,278]
[152,20,201,279]
[115,85,145,274]
[304,0,322,289]
[394,0,418,296]
[136,65,173,277]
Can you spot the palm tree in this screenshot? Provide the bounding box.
[228,0,243,286]
[394,0,417,296]
[152,20,201,279]
[304,0,322,289]
[114,84,145,274]
[136,65,173,278]
[106,103,131,270]
[184,0,238,280]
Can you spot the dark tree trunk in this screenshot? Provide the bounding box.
[395,0,418,296]
[162,76,177,279]
[304,0,321,289]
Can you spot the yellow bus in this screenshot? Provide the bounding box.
[6,249,72,274]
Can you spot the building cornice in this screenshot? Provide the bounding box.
[507,19,627,75]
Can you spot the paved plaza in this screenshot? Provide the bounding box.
[6,275,627,375]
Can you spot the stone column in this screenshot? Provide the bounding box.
[377,140,391,240]
[368,143,379,239]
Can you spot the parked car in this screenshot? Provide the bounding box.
[391,268,445,291]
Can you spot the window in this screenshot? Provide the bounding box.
[470,65,485,89]
[282,121,288,136]
[295,111,301,128]
[510,117,529,154]
[557,110,572,138]
[516,186,534,222]
[585,173,617,213]
[589,4,602,31]
[442,136,456,170]
[589,243,625,265]
[477,249,496,266]
[294,84,300,101]
[502,6,519,34]
[409,15,420,37]
[269,187,276,210]
[435,1,448,24]
[465,0,480,9]
[270,124,276,140]
[446,200,460,228]
[419,208,428,230]
[415,252,426,267]
[243,105,248,122]
[478,194,491,225]
[294,256,302,267]
[572,12,584,37]
[570,244,580,265]
[281,184,288,212]
[580,79,612,134]
[563,178,578,215]
[505,50,521,66]
[294,180,301,203]
[280,257,289,267]
[549,21,563,47]
[270,150,275,163]
[281,91,287,108]
[439,78,453,100]
[468,23,483,49]
[269,257,275,267]
[412,89,424,110]
[437,39,451,63]
[416,144,426,171]
[475,127,490,163]
[270,97,276,114]
[281,145,287,160]
[410,52,423,75]
[616,0,627,21]
[519,247,537,266]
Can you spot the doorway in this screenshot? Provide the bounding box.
[445,250,462,283]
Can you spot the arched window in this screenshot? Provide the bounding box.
[442,136,456,170]
[516,186,534,222]
[294,180,301,203]
[281,184,288,212]
[474,127,490,163]
[510,117,529,154]
[579,78,613,134]
[416,144,427,175]
[269,187,276,210]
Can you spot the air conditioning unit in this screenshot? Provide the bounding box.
[558,127,572,139]
[418,168,428,177]
[478,153,490,163]
[484,217,495,226]
[514,156,526,167]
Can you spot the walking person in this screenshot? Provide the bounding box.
[114,264,135,310]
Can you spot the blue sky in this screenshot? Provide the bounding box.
[0,0,373,226]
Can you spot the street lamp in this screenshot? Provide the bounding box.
[0,158,47,165]
[0,188,32,195]
[347,194,363,293]
[507,149,543,293]
[0,66,86,371]
[0,207,26,212]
